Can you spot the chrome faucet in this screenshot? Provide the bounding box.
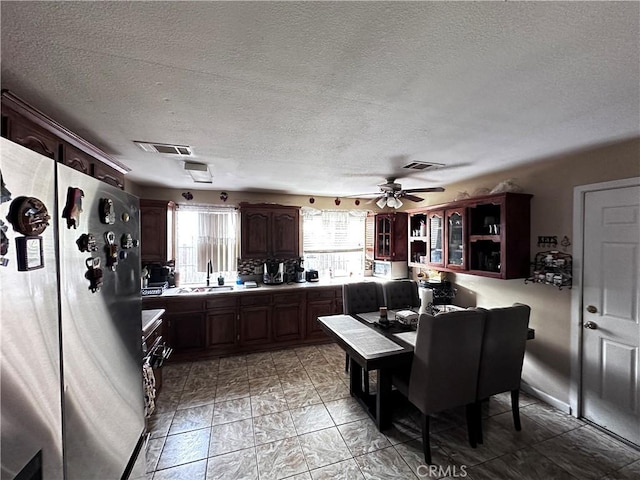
[206,260,213,286]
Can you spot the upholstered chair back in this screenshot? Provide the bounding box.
[476,303,531,399]
[408,309,486,415]
[383,280,420,310]
[342,282,385,314]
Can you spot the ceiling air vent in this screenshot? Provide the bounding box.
[134,141,192,156]
[402,161,444,171]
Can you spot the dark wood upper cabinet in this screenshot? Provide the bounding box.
[408,192,532,279]
[240,203,300,259]
[62,143,94,176]
[140,199,176,264]
[445,207,466,271]
[241,209,271,258]
[1,90,129,188]
[93,162,125,190]
[374,212,408,261]
[2,108,59,160]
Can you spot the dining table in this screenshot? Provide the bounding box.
[317,306,535,431]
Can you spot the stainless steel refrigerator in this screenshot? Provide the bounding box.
[1,138,146,479]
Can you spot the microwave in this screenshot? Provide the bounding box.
[372,260,408,279]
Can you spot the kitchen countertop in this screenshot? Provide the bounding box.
[155,277,388,297]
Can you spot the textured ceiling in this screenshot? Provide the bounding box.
[1,2,638,197]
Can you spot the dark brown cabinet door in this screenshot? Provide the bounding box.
[93,162,125,190]
[272,293,304,342]
[445,208,466,270]
[240,204,300,259]
[241,210,270,258]
[305,288,339,340]
[375,214,392,259]
[374,213,408,261]
[272,211,299,258]
[4,111,59,160]
[306,299,333,339]
[206,309,237,348]
[167,313,205,351]
[62,143,93,176]
[140,200,176,264]
[427,210,445,267]
[239,306,271,345]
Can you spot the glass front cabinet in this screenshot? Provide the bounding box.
[427,211,444,266]
[374,213,408,261]
[445,208,466,270]
[408,192,532,279]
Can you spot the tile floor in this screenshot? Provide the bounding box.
[147,343,640,479]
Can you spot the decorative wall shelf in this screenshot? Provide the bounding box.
[525,250,573,290]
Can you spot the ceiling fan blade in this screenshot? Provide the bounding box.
[402,187,445,194]
[345,192,383,198]
[402,193,424,202]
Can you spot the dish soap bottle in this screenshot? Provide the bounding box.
[217,274,224,286]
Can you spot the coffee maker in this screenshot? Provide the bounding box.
[294,258,305,283]
[263,260,284,285]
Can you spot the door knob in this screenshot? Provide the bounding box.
[584,321,598,330]
[586,305,598,314]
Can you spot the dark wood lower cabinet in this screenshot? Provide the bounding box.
[145,286,343,360]
[272,293,304,342]
[166,312,205,350]
[206,309,237,348]
[306,287,340,339]
[239,305,271,346]
[306,299,334,339]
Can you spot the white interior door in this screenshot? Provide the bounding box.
[581,185,640,445]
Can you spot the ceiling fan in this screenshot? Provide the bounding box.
[351,177,445,209]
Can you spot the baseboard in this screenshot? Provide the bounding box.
[521,381,572,415]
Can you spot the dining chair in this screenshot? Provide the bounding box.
[473,303,531,444]
[392,309,486,463]
[342,282,385,393]
[382,279,420,311]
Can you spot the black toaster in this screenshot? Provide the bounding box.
[305,269,319,282]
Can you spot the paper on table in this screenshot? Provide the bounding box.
[320,315,404,356]
[357,310,401,323]
[393,331,417,348]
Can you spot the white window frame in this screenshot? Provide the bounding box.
[302,208,367,278]
[175,204,239,284]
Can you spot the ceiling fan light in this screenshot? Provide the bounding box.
[394,198,403,208]
[376,197,387,209]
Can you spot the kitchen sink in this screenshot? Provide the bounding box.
[174,285,234,294]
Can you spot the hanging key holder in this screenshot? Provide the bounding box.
[104,231,118,271]
[85,257,103,293]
